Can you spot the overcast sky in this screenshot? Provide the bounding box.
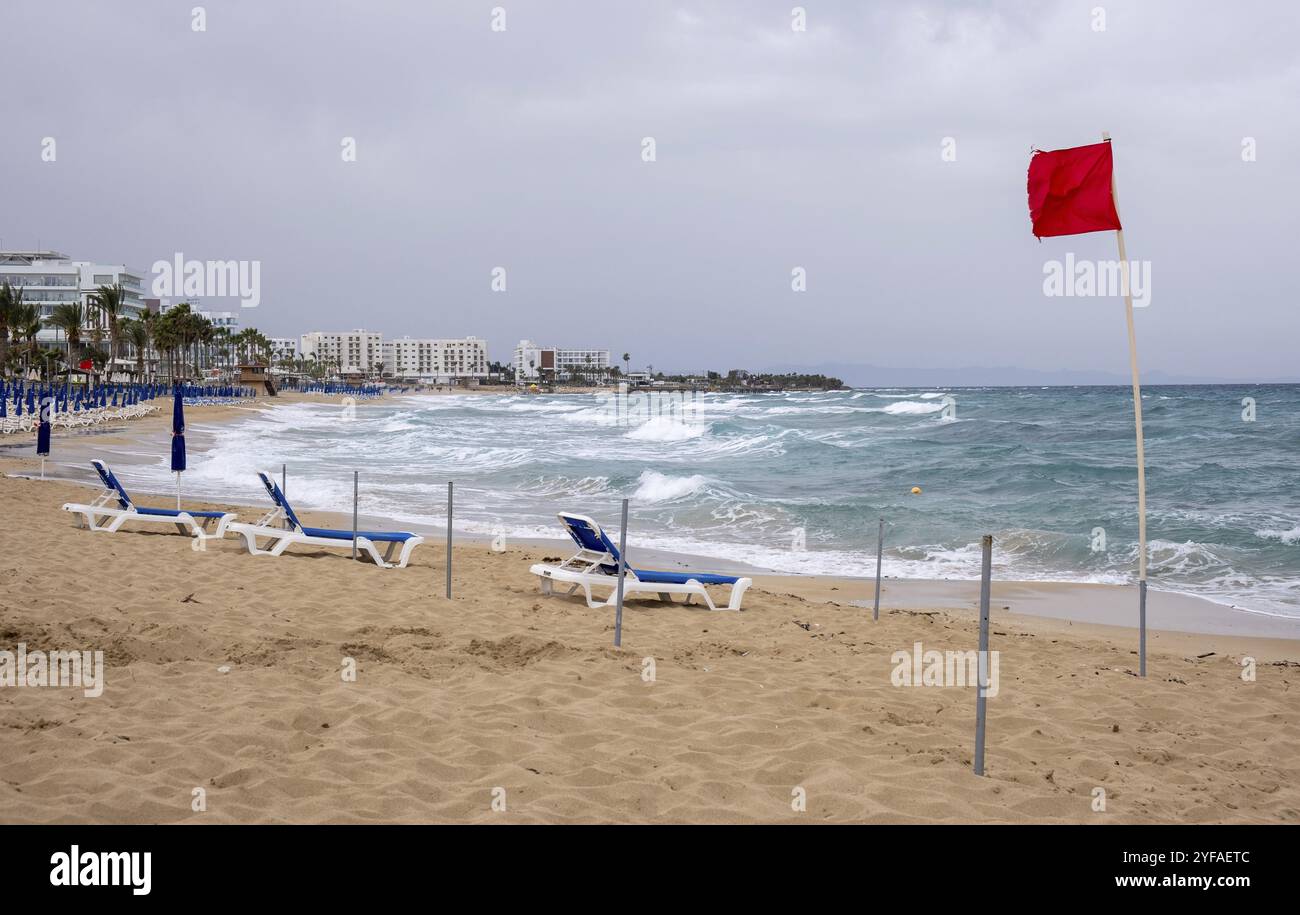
[2,0,1297,380]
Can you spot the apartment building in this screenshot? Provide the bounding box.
[0,250,147,347]
[299,330,384,376]
[513,340,611,383]
[383,336,488,383]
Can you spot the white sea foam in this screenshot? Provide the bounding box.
[625,416,709,442]
[1143,539,1230,575]
[632,470,708,503]
[880,400,945,415]
[1256,526,1300,545]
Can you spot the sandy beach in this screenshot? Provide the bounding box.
[1,400,1298,824]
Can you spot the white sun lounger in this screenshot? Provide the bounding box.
[225,471,424,569]
[529,512,752,611]
[62,459,236,540]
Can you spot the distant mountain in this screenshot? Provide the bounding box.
[760,362,1300,387]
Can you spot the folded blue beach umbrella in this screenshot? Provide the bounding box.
[36,395,52,478]
[171,386,186,471]
[171,386,186,508]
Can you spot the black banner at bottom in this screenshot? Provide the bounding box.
[0,824,1278,900]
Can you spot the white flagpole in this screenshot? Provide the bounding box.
[1102,131,1148,678]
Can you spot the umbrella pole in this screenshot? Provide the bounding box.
[176,472,181,510]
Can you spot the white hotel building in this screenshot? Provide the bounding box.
[383,336,488,383]
[0,250,147,347]
[269,338,299,364]
[299,331,488,381]
[299,330,384,376]
[513,340,611,383]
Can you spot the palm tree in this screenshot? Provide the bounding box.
[151,305,183,381]
[49,302,85,380]
[212,326,231,379]
[84,296,104,381]
[14,303,41,378]
[37,348,61,382]
[196,320,215,378]
[92,283,128,380]
[622,352,630,377]
[184,311,210,379]
[138,310,158,381]
[85,345,108,379]
[123,318,151,378]
[0,282,26,374]
[158,322,179,381]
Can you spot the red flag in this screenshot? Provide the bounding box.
[78,359,93,371]
[1027,141,1122,238]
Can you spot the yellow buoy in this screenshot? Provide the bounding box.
[911,486,922,495]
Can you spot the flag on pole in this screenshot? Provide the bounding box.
[1027,141,1123,239]
[1027,135,1149,677]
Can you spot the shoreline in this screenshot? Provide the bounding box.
[5,452,1299,646]
[3,395,1296,643]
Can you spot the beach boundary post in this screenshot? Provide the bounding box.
[445,481,453,599]
[352,470,359,560]
[613,498,628,647]
[973,534,993,776]
[873,517,884,621]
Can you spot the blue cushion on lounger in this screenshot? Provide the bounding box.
[630,569,741,586]
[135,507,228,519]
[300,527,414,543]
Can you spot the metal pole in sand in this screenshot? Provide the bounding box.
[873,517,884,621]
[445,481,453,599]
[352,470,359,560]
[282,463,288,529]
[973,534,993,776]
[613,498,628,647]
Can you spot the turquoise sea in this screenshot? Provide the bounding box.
[105,385,1300,618]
